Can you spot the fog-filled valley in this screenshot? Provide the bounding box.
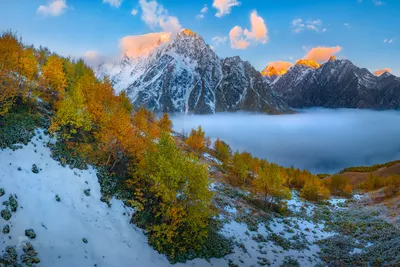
[172,109,400,174]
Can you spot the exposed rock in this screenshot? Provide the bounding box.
[31,164,39,174]
[84,189,91,197]
[0,188,4,197]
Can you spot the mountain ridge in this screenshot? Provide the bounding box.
[98,29,292,114]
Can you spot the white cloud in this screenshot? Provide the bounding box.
[103,0,123,8]
[119,32,171,58]
[196,4,208,19]
[131,9,138,15]
[212,36,227,46]
[213,0,240,18]
[139,0,182,33]
[37,0,67,16]
[229,10,268,50]
[292,18,324,33]
[384,39,393,44]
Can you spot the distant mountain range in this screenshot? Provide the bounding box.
[98,29,400,114]
[264,57,400,109]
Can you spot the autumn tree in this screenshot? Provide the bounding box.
[185,126,208,153]
[213,138,232,167]
[301,176,329,202]
[327,175,353,197]
[158,113,172,133]
[229,151,253,186]
[49,82,92,140]
[134,133,213,260]
[0,31,37,115]
[383,175,400,197]
[40,54,67,106]
[252,162,291,206]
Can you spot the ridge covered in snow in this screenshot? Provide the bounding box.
[270,57,400,109]
[98,29,291,114]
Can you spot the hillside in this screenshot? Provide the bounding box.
[1,30,399,266]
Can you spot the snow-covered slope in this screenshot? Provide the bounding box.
[271,57,400,109]
[1,129,355,267]
[0,130,222,267]
[99,29,291,114]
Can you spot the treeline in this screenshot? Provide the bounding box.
[339,160,400,173]
[0,31,213,262]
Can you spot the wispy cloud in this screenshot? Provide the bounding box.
[212,36,227,46]
[139,0,182,33]
[196,4,208,20]
[230,10,268,50]
[37,0,67,16]
[103,0,123,8]
[384,39,393,44]
[131,9,138,15]
[292,18,325,33]
[213,0,240,18]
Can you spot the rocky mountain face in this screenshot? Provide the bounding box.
[99,29,291,114]
[269,57,400,109]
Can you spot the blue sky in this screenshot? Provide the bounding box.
[0,0,399,75]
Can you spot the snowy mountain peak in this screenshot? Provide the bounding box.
[295,59,321,69]
[97,30,291,114]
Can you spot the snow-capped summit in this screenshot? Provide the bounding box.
[99,29,291,114]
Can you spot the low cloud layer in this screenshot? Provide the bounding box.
[37,0,67,16]
[304,46,342,62]
[171,109,400,174]
[119,32,171,58]
[229,11,268,49]
[374,68,392,76]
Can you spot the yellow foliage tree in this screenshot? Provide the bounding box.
[0,32,38,115]
[185,126,207,153]
[301,176,329,201]
[137,133,213,259]
[49,85,92,140]
[252,163,291,205]
[40,54,67,105]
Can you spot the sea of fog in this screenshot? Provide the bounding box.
[171,109,400,174]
